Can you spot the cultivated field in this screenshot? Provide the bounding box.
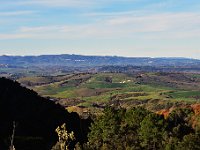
[17,72,200,115]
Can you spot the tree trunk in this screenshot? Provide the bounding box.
[9,121,16,150]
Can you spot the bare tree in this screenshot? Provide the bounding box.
[9,121,16,150]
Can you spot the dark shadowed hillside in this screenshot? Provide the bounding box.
[0,77,91,150]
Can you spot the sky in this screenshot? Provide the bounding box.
[0,0,200,58]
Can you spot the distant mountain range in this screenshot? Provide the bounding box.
[0,54,200,67]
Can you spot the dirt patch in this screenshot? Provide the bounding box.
[74,88,112,97]
[56,98,85,107]
[111,92,149,100]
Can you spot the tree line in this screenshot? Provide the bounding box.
[82,106,200,150]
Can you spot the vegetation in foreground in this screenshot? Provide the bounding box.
[85,106,200,150]
[51,106,200,150]
[0,77,91,150]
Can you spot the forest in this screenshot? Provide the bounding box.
[85,106,200,150]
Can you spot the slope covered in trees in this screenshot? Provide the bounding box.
[86,106,200,150]
[0,77,91,150]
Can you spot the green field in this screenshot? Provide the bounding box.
[18,72,199,113]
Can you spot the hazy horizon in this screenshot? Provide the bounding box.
[0,0,200,58]
[0,53,199,60]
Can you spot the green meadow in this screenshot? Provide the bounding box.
[25,72,200,112]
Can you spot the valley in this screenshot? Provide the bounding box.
[14,70,200,117]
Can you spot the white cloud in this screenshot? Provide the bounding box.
[4,0,141,9]
[0,10,37,16]
[1,12,200,40]
[30,0,89,6]
[107,12,200,27]
[8,0,98,8]
[20,26,62,32]
[0,33,36,39]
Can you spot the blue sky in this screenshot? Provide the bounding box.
[0,0,200,58]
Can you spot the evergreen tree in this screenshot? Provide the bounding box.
[139,113,166,150]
